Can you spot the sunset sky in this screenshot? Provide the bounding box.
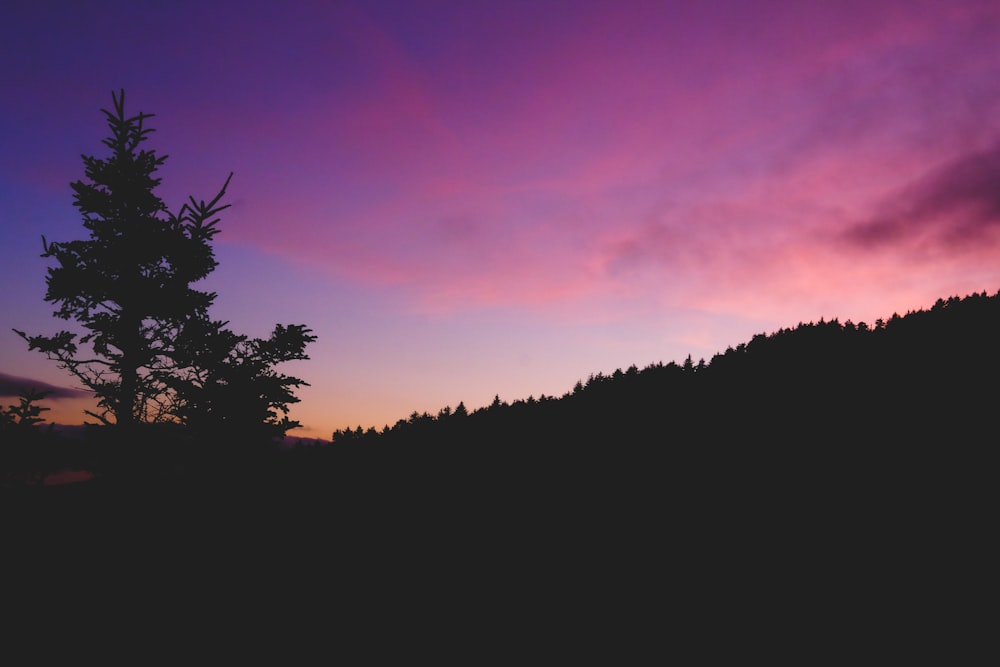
[3,0,1000,438]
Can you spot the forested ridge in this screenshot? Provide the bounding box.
[5,288,999,492]
[6,289,994,647]
[334,288,1000,449]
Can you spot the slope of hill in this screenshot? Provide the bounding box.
[9,289,997,491]
[7,291,994,649]
[333,289,1000,449]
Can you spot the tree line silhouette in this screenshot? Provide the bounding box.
[332,289,1000,450]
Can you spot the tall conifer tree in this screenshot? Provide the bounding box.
[16,90,314,448]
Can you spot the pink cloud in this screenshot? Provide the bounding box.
[158,0,1000,331]
[843,142,1000,252]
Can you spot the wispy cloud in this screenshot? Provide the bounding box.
[843,141,1000,252]
[0,372,89,399]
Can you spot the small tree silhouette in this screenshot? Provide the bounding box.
[1,389,53,485]
[1,389,51,430]
[169,319,316,450]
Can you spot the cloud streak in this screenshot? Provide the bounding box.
[843,141,1000,253]
[0,372,89,400]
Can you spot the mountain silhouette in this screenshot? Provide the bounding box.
[331,289,1000,449]
[7,288,998,493]
[6,289,993,647]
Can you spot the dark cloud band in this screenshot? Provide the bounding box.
[844,141,1000,249]
[0,372,89,399]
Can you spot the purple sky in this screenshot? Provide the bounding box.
[3,1,1000,437]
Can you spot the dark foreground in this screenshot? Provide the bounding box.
[7,438,991,650]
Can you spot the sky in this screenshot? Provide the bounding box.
[3,0,1000,438]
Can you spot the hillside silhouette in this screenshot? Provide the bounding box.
[278,289,993,513]
[332,288,999,446]
[7,288,999,494]
[7,91,988,650]
[7,290,994,647]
